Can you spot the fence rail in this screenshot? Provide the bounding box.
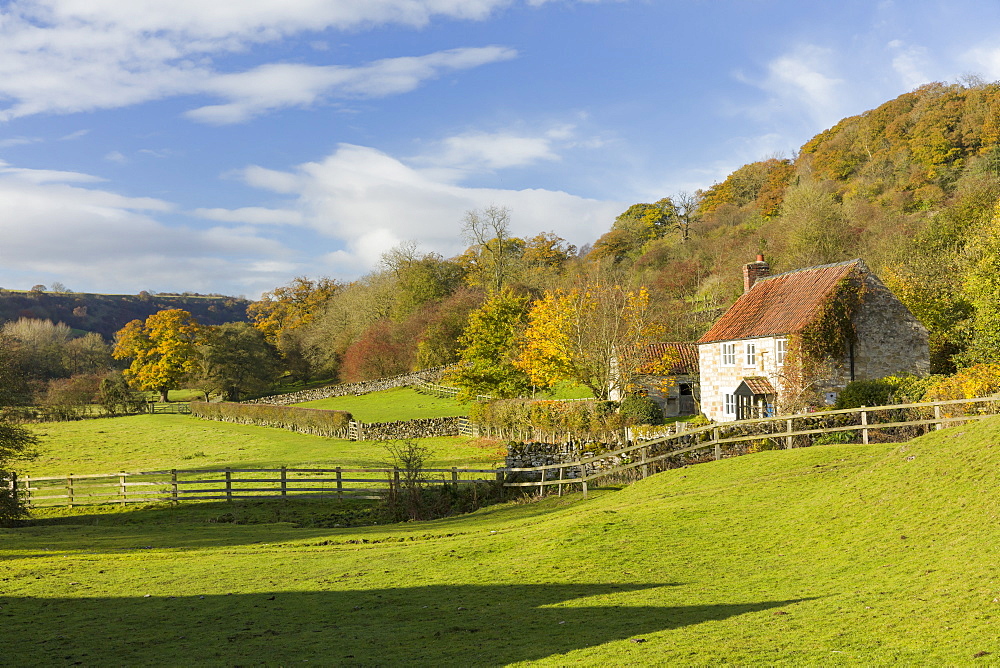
[11,396,1000,509]
[504,395,1000,498]
[11,466,501,508]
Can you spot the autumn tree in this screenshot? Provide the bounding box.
[447,290,532,399]
[197,322,281,401]
[113,309,203,402]
[590,198,676,263]
[516,283,663,400]
[248,276,340,344]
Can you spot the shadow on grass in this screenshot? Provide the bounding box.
[1,584,812,665]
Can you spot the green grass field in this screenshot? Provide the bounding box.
[24,414,501,477]
[5,417,1000,664]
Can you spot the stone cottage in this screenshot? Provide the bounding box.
[609,342,700,418]
[697,256,929,422]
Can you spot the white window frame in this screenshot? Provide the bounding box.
[721,342,736,366]
[724,393,736,416]
[745,342,756,367]
[776,337,788,366]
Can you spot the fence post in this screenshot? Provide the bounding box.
[785,418,794,449]
[280,466,287,497]
[934,404,943,431]
[451,467,459,490]
[9,472,17,506]
[225,468,233,503]
[557,464,565,497]
[171,469,178,505]
[336,467,343,503]
[67,474,74,508]
[713,427,721,461]
[393,467,400,496]
[641,444,649,479]
[861,407,869,445]
[119,472,127,506]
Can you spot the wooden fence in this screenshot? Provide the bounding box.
[11,466,501,508]
[502,396,1000,498]
[11,396,1000,509]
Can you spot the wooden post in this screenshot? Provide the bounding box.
[785,418,794,449]
[22,473,29,508]
[225,468,233,503]
[641,444,649,479]
[934,404,943,431]
[336,467,343,503]
[280,466,287,497]
[9,472,17,506]
[119,472,127,506]
[393,467,400,496]
[67,474,74,508]
[861,408,869,445]
[451,467,459,490]
[557,465,565,497]
[171,469,178,505]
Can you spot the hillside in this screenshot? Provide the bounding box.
[0,290,250,339]
[5,418,1000,663]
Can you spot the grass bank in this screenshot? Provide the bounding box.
[4,418,1000,663]
[24,414,501,477]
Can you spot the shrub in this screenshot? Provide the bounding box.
[924,364,1000,402]
[835,375,936,409]
[190,401,352,437]
[0,421,40,526]
[619,395,663,425]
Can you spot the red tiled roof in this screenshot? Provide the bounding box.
[698,259,863,344]
[636,342,699,374]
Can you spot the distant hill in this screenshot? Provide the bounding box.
[0,290,250,339]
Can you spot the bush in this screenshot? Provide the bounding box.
[0,421,40,526]
[619,395,663,425]
[924,364,1000,402]
[190,401,352,437]
[835,375,935,409]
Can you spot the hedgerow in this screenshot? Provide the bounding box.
[191,401,352,438]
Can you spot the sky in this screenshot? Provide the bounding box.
[1,0,998,298]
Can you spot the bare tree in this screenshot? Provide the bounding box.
[673,191,702,243]
[462,205,515,294]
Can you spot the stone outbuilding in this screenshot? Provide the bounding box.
[609,342,700,418]
[697,256,929,422]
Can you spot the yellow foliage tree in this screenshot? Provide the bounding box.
[247,276,340,344]
[516,284,663,399]
[112,309,203,402]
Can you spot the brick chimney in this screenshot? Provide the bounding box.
[743,254,770,293]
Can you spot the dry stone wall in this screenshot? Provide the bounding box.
[353,417,463,441]
[247,367,448,406]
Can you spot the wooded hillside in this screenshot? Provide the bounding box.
[0,290,249,339]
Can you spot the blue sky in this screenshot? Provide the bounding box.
[0,0,998,298]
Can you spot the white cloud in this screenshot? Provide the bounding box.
[0,1,527,121]
[422,130,560,171]
[227,142,624,273]
[963,45,1000,81]
[0,162,296,295]
[104,151,128,164]
[888,40,932,90]
[185,46,517,124]
[194,206,304,225]
[759,45,845,130]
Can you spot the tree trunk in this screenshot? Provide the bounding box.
[159,388,169,402]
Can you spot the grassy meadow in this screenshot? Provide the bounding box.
[24,414,502,477]
[4,414,1000,664]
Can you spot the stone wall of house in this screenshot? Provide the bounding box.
[698,335,787,422]
[247,367,447,406]
[851,272,930,382]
